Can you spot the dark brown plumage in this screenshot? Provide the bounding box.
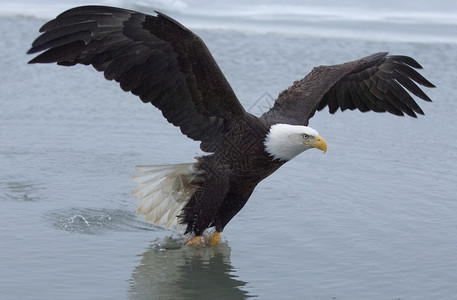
[261,52,434,125]
[28,5,245,150]
[27,6,434,244]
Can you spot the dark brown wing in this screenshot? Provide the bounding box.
[27,5,246,146]
[261,52,435,125]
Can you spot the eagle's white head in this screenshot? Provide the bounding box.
[264,124,327,161]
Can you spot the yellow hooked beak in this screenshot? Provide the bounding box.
[308,135,327,154]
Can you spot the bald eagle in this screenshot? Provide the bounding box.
[27,6,434,246]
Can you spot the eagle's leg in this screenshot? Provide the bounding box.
[185,235,202,246]
[210,231,221,246]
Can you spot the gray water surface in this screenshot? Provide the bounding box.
[1,15,456,300]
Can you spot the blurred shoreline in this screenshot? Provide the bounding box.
[1,0,457,43]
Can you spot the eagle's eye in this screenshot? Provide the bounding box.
[302,133,310,140]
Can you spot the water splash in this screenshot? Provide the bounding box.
[150,231,225,251]
[45,207,159,235]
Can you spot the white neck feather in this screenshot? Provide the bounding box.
[264,124,319,161]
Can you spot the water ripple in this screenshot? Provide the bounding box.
[3,181,42,202]
[45,207,160,235]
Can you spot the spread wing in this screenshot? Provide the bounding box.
[261,52,435,125]
[27,5,246,147]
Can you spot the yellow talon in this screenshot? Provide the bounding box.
[185,236,202,246]
[210,231,221,246]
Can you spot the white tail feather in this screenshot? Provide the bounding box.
[132,163,203,230]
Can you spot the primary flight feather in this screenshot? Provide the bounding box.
[27,5,434,246]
